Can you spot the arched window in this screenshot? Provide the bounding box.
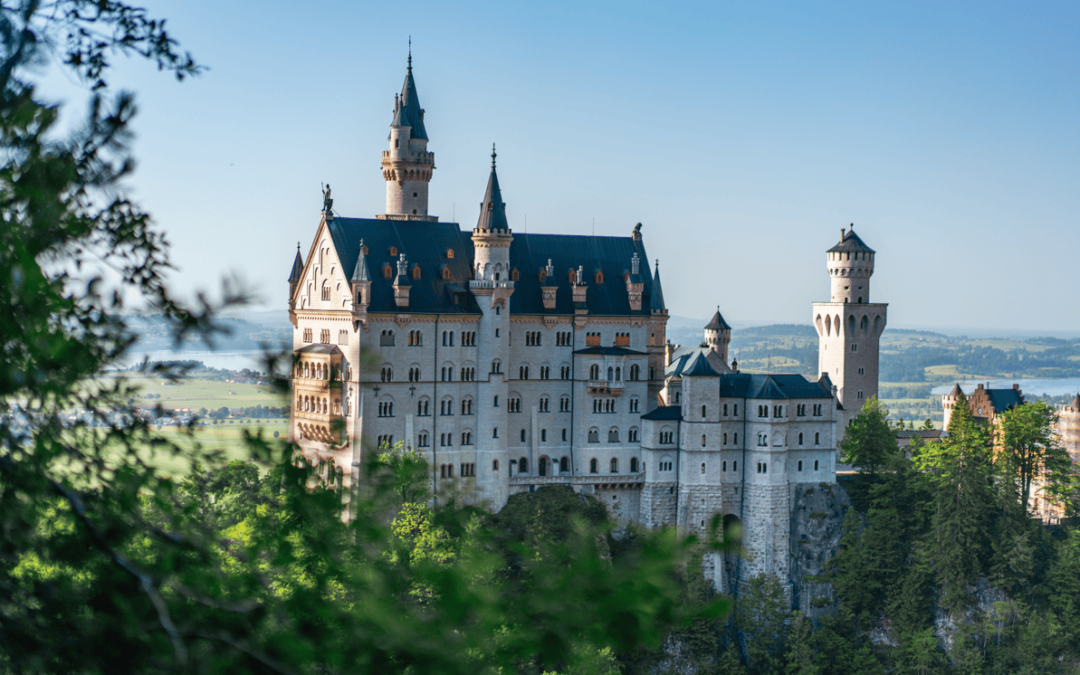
[630,364,640,381]
[608,427,619,443]
[701,462,705,474]
[610,458,618,473]
[815,432,820,445]
[628,427,639,442]
[814,460,819,471]
[701,434,706,447]
[538,456,548,476]
[702,405,707,418]
[630,457,639,472]
[590,364,600,380]
[588,428,599,443]
[519,458,528,473]
[798,433,804,445]
[520,429,526,442]
[798,460,803,471]
[607,366,613,381]
[590,458,598,473]
[560,457,569,473]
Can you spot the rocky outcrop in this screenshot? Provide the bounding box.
[788,481,850,617]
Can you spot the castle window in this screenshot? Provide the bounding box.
[380,330,394,347]
[562,428,568,441]
[418,432,429,448]
[560,457,569,473]
[519,366,529,379]
[321,282,330,301]
[590,458,598,474]
[630,364,640,381]
[442,267,451,280]
[380,366,393,382]
[520,429,526,442]
[586,331,601,347]
[569,269,577,284]
[813,404,822,416]
[608,366,613,381]
[541,429,547,442]
[561,365,571,380]
[615,332,629,347]
[491,360,501,374]
[303,328,312,343]
[798,433,804,445]
[701,434,706,447]
[560,396,570,412]
[630,458,638,472]
[851,344,858,352]
[723,403,728,416]
[389,246,397,257]
[493,460,499,470]
[539,396,549,412]
[815,432,820,445]
[723,433,728,444]
[338,330,349,345]
[723,461,727,472]
[814,460,819,471]
[408,366,420,382]
[417,399,430,416]
[383,264,393,279]
[508,397,521,413]
[588,428,599,443]
[629,397,640,413]
[461,398,473,415]
[540,365,550,380]
[798,460,803,471]
[511,268,520,282]
[701,462,705,474]
[702,405,707,418]
[320,329,330,344]
[589,364,600,380]
[595,270,604,284]
[610,458,619,473]
[609,428,619,443]
[412,264,421,280]
[493,427,499,438]
[734,404,738,416]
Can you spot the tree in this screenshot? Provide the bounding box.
[735,574,790,674]
[997,400,1073,516]
[783,612,821,675]
[840,397,900,484]
[0,3,731,671]
[915,391,995,611]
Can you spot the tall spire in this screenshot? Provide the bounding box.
[650,259,666,312]
[476,144,509,231]
[351,239,369,282]
[705,307,731,331]
[288,242,303,282]
[393,45,427,140]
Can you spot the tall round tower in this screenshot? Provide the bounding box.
[812,225,888,421]
[828,225,875,304]
[380,51,436,220]
[704,308,732,364]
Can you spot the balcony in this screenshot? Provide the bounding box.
[587,380,626,396]
[469,279,515,290]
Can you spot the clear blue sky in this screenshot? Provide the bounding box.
[38,0,1080,332]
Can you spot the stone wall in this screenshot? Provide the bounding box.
[641,481,678,528]
[788,481,850,617]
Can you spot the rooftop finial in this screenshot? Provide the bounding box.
[408,36,412,70]
[491,143,497,169]
[297,241,300,252]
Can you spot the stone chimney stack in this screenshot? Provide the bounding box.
[393,253,411,308]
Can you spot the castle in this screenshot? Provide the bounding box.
[287,56,888,593]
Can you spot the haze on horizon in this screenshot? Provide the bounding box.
[35,1,1080,333]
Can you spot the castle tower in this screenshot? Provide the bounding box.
[942,383,963,429]
[469,146,514,508]
[380,50,436,220]
[812,226,888,418]
[704,308,732,364]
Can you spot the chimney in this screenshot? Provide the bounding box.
[664,340,674,366]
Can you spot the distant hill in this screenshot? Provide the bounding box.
[737,324,818,338]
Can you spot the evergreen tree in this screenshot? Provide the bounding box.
[735,574,790,674]
[783,612,821,675]
[915,391,995,611]
[840,397,900,484]
[997,400,1074,516]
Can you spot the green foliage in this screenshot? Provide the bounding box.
[840,398,901,483]
[997,400,1073,515]
[736,574,790,674]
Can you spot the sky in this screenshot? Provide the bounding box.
[36,0,1080,333]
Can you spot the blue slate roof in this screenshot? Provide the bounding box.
[326,218,481,315]
[718,373,834,400]
[985,388,1023,413]
[827,228,875,254]
[705,309,731,331]
[476,153,509,231]
[324,217,662,317]
[288,245,304,283]
[642,405,682,421]
[683,352,720,377]
[391,61,428,140]
[508,232,660,316]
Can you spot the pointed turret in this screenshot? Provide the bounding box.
[381,48,436,220]
[1071,393,1080,410]
[351,239,370,282]
[650,260,667,314]
[288,243,303,309]
[476,146,509,232]
[704,307,732,362]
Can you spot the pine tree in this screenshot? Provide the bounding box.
[783,613,821,675]
[915,391,995,611]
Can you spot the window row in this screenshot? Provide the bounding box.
[438,463,476,478]
[585,427,639,443]
[587,457,639,474]
[295,395,343,416]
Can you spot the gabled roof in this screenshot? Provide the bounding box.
[718,373,834,400]
[391,58,428,140]
[508,232,659,316]
[683,351,720,377]
[476,149,509,231]
[705,309,731,331]
[984,388,1023,413]
[288,245,304,283]
[642,405,682,421]
[325,218,481,315]
[948,383,963,397]
[827,228,875,254]
[649,261,666,312]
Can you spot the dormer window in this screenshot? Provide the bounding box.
[412,265,421,281]
[511,268,520,282]
[595,270,603,284]
[538,268,547,282]
[361,245,368,255]
[382,263,393,279]
[446,249,455,259]
[568,270,577,284]
[389,246,398,257]
[441,266,451,281]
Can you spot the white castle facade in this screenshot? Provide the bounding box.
[287,57,889,589]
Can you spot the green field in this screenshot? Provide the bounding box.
[101,371,287,411]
